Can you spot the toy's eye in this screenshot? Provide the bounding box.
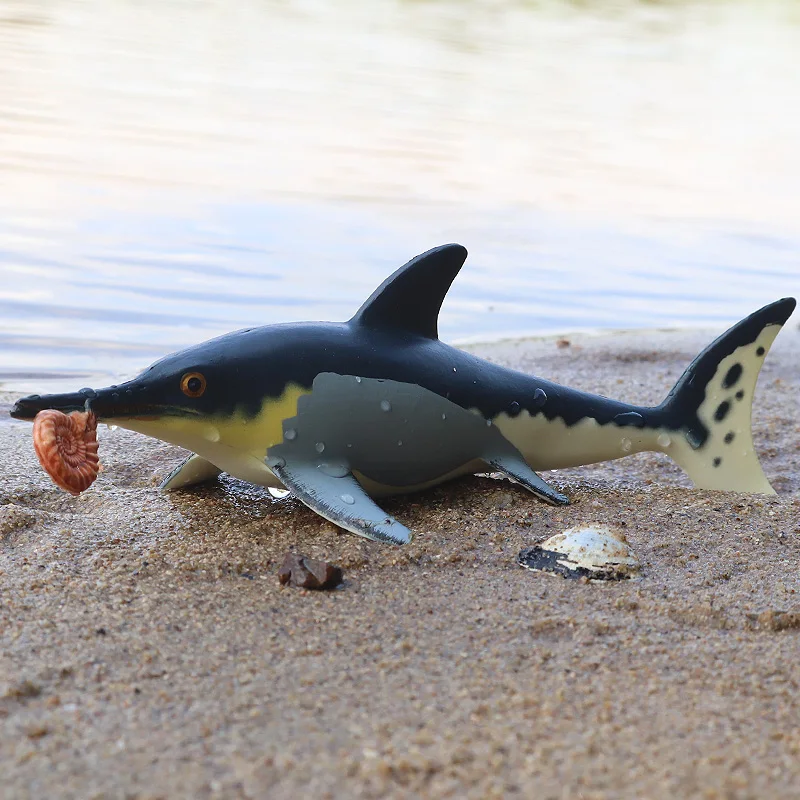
[180,372,207,398]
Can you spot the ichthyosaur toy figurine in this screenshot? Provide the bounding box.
[10,244,797,544]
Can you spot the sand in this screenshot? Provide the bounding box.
[1,324,799,800]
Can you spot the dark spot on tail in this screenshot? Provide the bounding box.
[714,401,731,422]
[735,390,745,401]
[724,431,735,444]
[722,363,742,389]
[713,457,722,467]
[756,346,765,356]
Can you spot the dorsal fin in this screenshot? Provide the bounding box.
[349,244,468,339]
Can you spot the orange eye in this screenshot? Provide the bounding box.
[180,372,207,398]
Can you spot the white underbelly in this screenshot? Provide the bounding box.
[494,410,662,469]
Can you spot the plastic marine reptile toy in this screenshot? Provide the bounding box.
[10,244,796,544]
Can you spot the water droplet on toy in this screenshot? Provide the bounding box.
[355,376,362,383]
[614,411,644,426]
[397,440,403,446]
[453,367,457,372]
[486,419,492,427]
[533,388,547,407]
[315,442,325,453]
[380,400,392,412]
[509,401,521,415]
[341,494,355,505]
[284,428,297,441]
[203,426,220,443]
[268,487,290,499]
[266,455,286,469]
[620,438,632,453]
[657,433,671,448]
[318,462,349,478]
[441,413,447,421]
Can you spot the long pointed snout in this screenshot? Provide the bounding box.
[10,382,164,421]
[10,388,96,420]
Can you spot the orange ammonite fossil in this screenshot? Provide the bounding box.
[32,410,100,495]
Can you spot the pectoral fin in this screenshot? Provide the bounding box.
[160,454,223,491]
[270,461,411,545]
[488,453,569,506]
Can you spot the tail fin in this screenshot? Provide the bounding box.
[657,298,796,494]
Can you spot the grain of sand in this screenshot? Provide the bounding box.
[1,325,799,799]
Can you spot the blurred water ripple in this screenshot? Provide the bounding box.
[0,0,798,390]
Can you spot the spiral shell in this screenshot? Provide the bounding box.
[32,410,100,496]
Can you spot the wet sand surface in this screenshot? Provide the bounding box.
[1,325,799,799]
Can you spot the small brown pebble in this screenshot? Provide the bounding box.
[754,610,800,631]
[32,410,100,495]
[4,680,42,701]
[556,338,571,349]
[26,723,50,739]
[278,552,343,590]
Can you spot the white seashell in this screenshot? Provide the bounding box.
[518,524,640,581]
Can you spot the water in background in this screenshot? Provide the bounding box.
[1,0,798,392]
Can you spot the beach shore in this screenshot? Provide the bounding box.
[1,324,799,799]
